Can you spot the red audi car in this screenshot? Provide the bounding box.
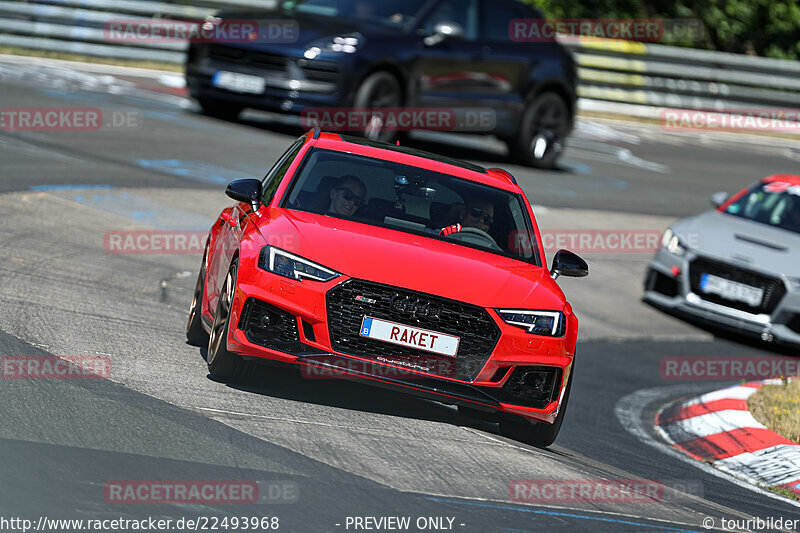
[187,130,588,446]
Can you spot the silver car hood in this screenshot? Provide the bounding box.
[672,210,800,278]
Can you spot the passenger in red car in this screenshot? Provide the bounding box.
[327,175,366,217]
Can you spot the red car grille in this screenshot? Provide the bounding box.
[326,279,500,381]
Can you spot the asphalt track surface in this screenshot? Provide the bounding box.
[1,58,799,532]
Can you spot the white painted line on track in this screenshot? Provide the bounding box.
[614,385,800,509]
[661,410,767,440]
[457,426,548,454]
[688,385,760,404]
[715,445,800,487]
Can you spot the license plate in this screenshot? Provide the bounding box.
[700,273,764,307]
[359,316,460,357]
[212,71,265,94]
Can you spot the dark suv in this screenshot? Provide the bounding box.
[185,0,576,168]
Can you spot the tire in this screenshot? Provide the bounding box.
[186,241,210,347]
[207,259,247,381]
[508,92,569,169]
[499,367,573,447]
[353,71,403,143]
[198,98,243,120]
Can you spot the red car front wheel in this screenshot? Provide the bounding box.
[207,259,247,381]
[186,242,210,347]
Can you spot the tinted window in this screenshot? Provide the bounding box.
[262,139,304,204]
[282,148,540,264]
[281,0,428,28]
[422,0,479,41]
[724,180,800,234]
[481,0,528,42]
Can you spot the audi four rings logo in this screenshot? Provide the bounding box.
[390,294,441,319]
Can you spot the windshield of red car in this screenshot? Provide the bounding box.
[724,180,800,234]
[282,148,541,265]
[281,0,428,27]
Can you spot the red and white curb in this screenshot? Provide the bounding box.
[655,379,800,499]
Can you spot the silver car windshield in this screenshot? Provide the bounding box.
[282,148,541,265]
[724,181,800,234]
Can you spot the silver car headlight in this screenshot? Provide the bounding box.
[661,228,688,256]
[258,246,340,282]
[496,310,566,337]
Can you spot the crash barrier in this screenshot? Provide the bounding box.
[1,0,799,115]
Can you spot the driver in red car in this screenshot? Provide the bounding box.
[327,175,366,217]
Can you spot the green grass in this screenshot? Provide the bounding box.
[748,379,800,444]
[762,483,800,501]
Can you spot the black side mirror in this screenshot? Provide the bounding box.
[423,21,464,46]
[550,249,588,280]
[710,191,728,208]
[226,179,262,211]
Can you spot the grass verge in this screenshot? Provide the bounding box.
[763,483,800,501]
[0,46,181,72]
[748,379,800,444]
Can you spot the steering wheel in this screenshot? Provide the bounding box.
[448,226,502,251]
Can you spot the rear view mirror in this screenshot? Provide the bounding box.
[550,249,588,280]
[226,179,262,211]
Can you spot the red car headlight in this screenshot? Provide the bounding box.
[258,246,340,282]
[496,310,566,337]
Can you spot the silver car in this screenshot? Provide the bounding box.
[644,174,800,348]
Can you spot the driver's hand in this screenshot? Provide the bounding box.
[439,223,462,236]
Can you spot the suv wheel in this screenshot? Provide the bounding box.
[509,92,569,169]
[353,71,403,143]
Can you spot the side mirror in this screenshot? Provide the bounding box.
[550,249,588,280]
[226,178,262,211]
[423,21,464,46]
[710,191,728,208]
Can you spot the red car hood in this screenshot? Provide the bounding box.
[253,209,566,310]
